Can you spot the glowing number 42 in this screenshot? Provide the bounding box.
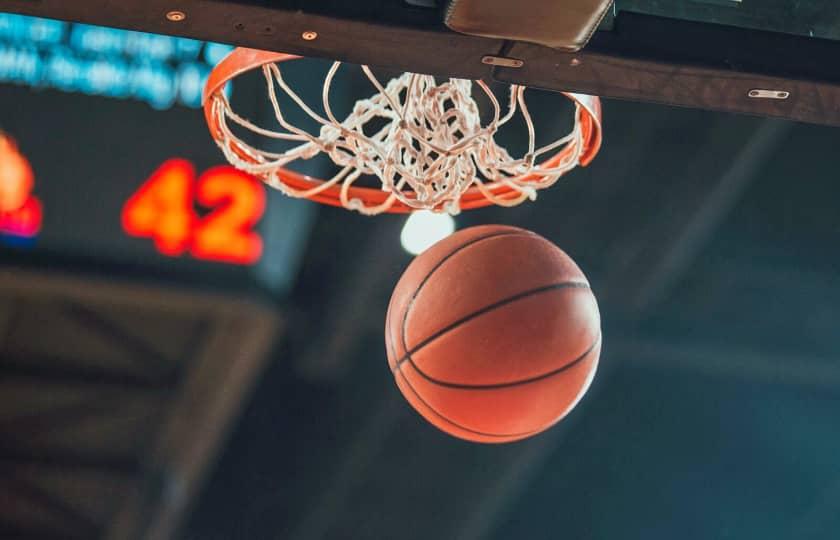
[122,159,265,265]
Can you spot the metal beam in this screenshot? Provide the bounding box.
[293,221,405,381]
[0,514,83,540]
[2,359,177,390]
[598,118,791,313]
[4,2,840,125]
[0,469,100,538]
[61,302,177,374]
[0,392,129,436]
[0,445,139,475]
[0,267,280,540]
[105,307,281,540]
[628,119,792,312]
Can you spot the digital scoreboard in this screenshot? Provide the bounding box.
[0,13,315,294]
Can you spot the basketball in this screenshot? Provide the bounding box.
[386,225,601,443]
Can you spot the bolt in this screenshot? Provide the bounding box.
[302,31,318,41]
[166,11,186,22]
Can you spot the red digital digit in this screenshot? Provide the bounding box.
[192,166,266,265]
[122,159,195,256]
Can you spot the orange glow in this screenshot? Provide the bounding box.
[0,134,35,214]
[192,166,265,264]
[122,159,195,256]
[122,159,265,265]
[0,134,41,238]
[0,195,42,238]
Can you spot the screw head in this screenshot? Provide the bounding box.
[166,11,186,22]
[570,58,582,67]
[302,31,318,41]
[748,90,761,97]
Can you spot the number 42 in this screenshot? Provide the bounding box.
[122,159,266,265]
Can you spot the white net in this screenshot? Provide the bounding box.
[208,61,590,215]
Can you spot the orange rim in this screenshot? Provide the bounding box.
[203,48,603,213]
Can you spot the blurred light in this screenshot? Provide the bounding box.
[204,42,234,64]
[400,210,455,255]
[122,159,265,265]
[0,14,231,109]
[0,14,66,44]
[0,133,41,239]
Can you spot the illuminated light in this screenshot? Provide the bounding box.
[0,14,66,44]
[124,31,176,59]
[173,38,203,61]
[86,57,129,96]
[0,45,41,84]
[45,49,81,91]
[27,17,66,44]
[122,159,266,265]
[0,14,232,110]
[192,167,265,265]
[70,24,125,57]
[0,134,34,212]
[400,210,456,255]
[0,196,42,238]
[0,134,42,239]
[176,62,208,108]
[204,43,235,65]
[128,63,177,110]
[122,159,195,256]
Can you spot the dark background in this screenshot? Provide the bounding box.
[1,5,839,540]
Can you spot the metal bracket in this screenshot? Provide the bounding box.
[481,55,524,68]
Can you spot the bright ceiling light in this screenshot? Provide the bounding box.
[400,210,455,255]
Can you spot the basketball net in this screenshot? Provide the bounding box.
[205,49,602,215]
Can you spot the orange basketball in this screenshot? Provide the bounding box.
[386,225,601,443]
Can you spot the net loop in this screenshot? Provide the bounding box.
[204,48,602,215]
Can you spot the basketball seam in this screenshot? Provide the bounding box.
[401,332,601,390]
[405,229,536,310]
[394,282,593,381]
[399,231,537,343]
[394,341,600,439]
[398,229,567,374]
[388,289,536,440]
[395,369,543,440]
[396,281,590,371]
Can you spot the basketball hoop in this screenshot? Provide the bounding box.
[203,48,602,215]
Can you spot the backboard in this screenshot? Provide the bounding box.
[2,0,839,127]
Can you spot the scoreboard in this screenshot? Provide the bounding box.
[0,13,316,294]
